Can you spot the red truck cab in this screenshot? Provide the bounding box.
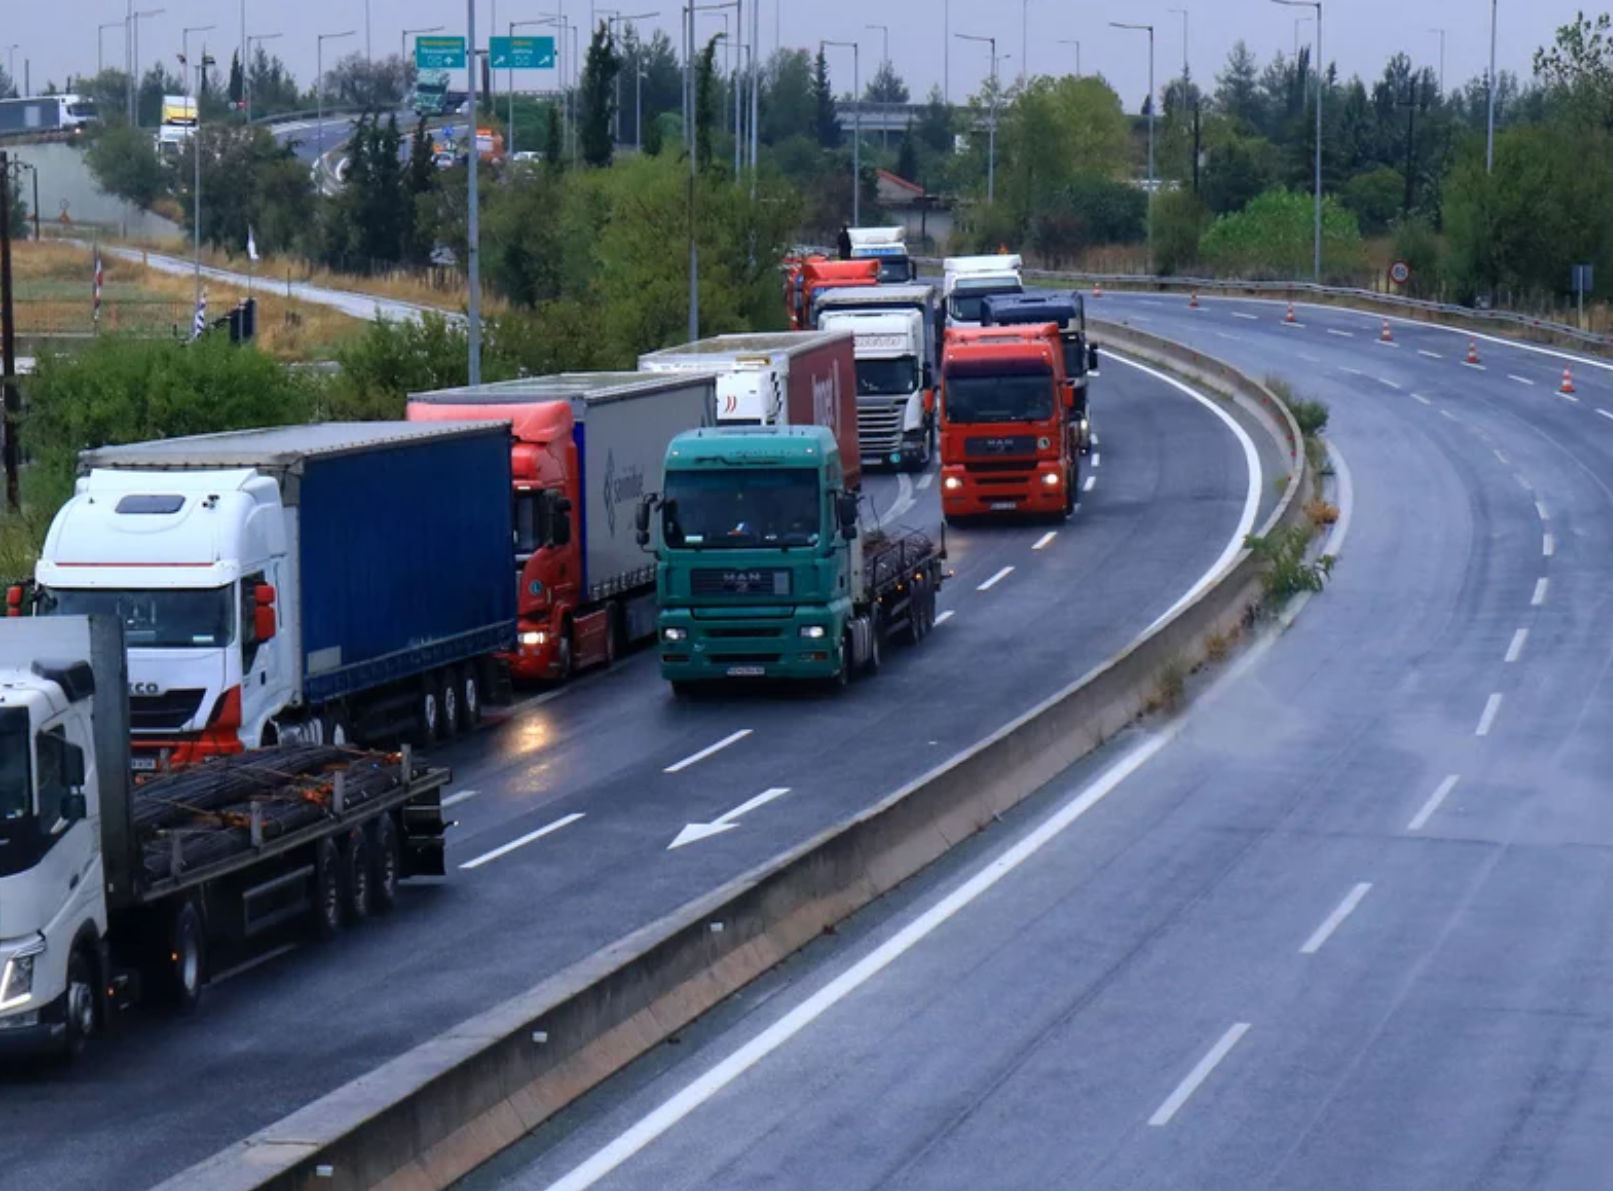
[939,324,1078,520]
[789,258,880,330]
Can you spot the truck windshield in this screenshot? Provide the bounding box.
[857,356,921,397]
[36,587,234,648]
[949,284,1022,324]
[875,258,912,284]
[663,468,822,548]
[944,370,1055,424]
[0,709,30,823]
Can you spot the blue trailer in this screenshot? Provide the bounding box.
[34,423,516,762]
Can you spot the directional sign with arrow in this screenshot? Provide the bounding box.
[668,787,791,850]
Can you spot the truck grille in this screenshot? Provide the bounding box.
[706,627,786,639]
[710,653,783,665]
[858,400,907,455]
[965,435,1037,457]
[692,568,793,596]
[130,689,206,732]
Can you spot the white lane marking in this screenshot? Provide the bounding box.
[1493,448,1510,465]
[1507,374,1535,386]
[1032,531,1058,551]
[1338,365,1364,376]
[663,729,754,774]
[1091,433,1100,446]
[933,609,955,625]
[1300,882,1373,955]
[1109,355,1263,634]
[1282,320,1308,328]
[1536,500,1549,521]
[1516,473,1534,492]
[1464,362,1489,371]
[1475,693,1503,737]
[917,473,934,490]
[978,566,1015,591]
[1543,533,1556,557]
[876,473,917,527]
[210,943,300,986]
[540,730,1179,1191]
[1327,328,1355,338]
[1232,311,1259,320]
[1375,338,1401,349]
[1214,331,1244,342]
[1411,393,1432,405]
[1298,352,1322,364]
[460,813,586,870]
[1083,475,1097,493]
[1533,577,1549,606]
[668,787,791,850]
[1418,349,1444,359]
[1148,1023,1253,1127]
[1505,628,1529,664]
[1439,409,1458,421]
[1092,452,1102,467]
[1560,392,1581,404]
[1598,408,1613,422]
[1129,313,1156,323]
[441,789,480,808]
[1408,774,1461,832]
[1378,377,1403,390]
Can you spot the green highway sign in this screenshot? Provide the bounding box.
[489,35,556,69]
[415,35,468,70]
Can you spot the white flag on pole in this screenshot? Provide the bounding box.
[247,225,260,262]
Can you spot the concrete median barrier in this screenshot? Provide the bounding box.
[152,334,1310,1191]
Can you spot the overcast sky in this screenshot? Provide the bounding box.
[10,1,1597,110]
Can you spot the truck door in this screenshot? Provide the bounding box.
[237,570,283,744]
[31,720,103,940]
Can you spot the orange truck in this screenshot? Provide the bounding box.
[784,257,880,329]
[938,323,1079,521]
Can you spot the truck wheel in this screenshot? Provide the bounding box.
[1064,469,1076,517]
[311,838,343,940]
[320,708,352,749]
[830,633,851,692]
[62,944,99,1057]
[670,680,697,700]
[369,813,402,913]
[342,829,372,923]
[457,665,482,733]
[412,680,443,747]
[438,672,460,742]
[864,614,882,676]
[905,580,929,645]
[557,625,575,681]
[161,901,206,1014]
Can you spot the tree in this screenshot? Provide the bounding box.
[695,36,720,169]
[619,29,682,147]
[865,60,910,104]
[762,49,814,144]
[1215,40,1263,133]
[1200,129,1278,214]
[6,168,27,236]
[811,48,841,148]
[896,128,919,182]
[1341,165,1404,235]
[404,117,436,264]
[996,75,1131,235]
[1199,187,1366,279]
[0,64,14,101]
[546,103,566,169]
[322,53,413,110]
[137,64,185,127]
[228,52,244,107]
[247,46,302,117]
[85,124,167,209]
[580,24,622,166]
[177,124,315,255]
[1151,188,1209,274]
[1534,12,1613,129]
[914,86,953,154]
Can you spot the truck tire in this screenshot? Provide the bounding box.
[437,671,460,742]
[830,633,851,692]
[864,613,882,676]
[311,838,343,940]
[1064,468,1076,517]
[62,944,99,1057]
[369,813,402,913]
[557,623,575,681]
[457,664,483,733]
[412,680,443,747]
[904,579,931,645]
[161,900,206,1014]
[320,707,352,748]
[342,829,372,923]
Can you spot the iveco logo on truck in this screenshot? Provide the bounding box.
[130,681,162,696]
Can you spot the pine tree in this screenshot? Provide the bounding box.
[812,49,841,148]
[228,52,243,106]
[580,24,622,166]
[695,37,719,169]
[545,104,565,172]
[896,127,919,182]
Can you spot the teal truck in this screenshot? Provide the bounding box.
[635,425,945,692]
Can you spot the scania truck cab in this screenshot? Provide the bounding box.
[982,290,1101,455]
[816,304,935,471]
[939,323,1078,521]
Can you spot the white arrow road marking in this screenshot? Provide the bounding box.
[668,787,791,850]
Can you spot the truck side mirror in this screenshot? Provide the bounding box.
[1087,345,1101,376]
[634,495,656,549]
[836,492,860,540]
[922,362,934,390]
[60,793,88,823]
[552,497,573,547]
[62,741,86,790]
[254,584,278,644]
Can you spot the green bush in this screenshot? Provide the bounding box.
[1199,188,1366,281]
[1246,524,1335,602]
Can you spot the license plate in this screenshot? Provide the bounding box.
[130,756,158,773]
[989,500,1018,511]
[726,665,766,677]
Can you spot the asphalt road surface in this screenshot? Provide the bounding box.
[476,297,1613,1191]
[0,353,1259,1191]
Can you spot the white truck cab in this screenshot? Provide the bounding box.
[817,308,933,471]
[34,468,292,769]
[846,226,913,284]
[942,254,1024,329]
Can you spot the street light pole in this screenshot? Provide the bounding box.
[1168,8,1188,82]
[181,23,215,98]
[866,24,888,149]
[1111,21,1155,273]
[98,23,123,77]
[131,9,166,126]
[1486,0,1497,172]
[466,0,482,385]
[1428,26,1446,96]
[401,24,445,66]
[955,32,996,203]
[315,29,356,165]
[1021,0,1029,84]
[823,39,860,224]
[1058,38,1080,78]
[246,32,282,122]
[1272,0,1321,280]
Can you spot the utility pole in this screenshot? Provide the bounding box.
[823,39,860,224]
[245,32,283,122]
[1272,0,1322,281]
[1111,21,1155,272]
[1428,26,1446,96]
[0,151,18,513]
[467,0,482,385]
[1058,38,1081,78]
[955,33,996,203]
[1486,0,1497,172]
[866,25,888,149]
[315,29,356,165]
[98,23,123,77]
[685,2,698,341]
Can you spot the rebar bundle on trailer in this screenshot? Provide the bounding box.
[134,746,426,884]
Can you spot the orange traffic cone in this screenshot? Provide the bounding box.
[1189,290,1200,309]
[1284,303,1297,323]
[1380,319,1394,343]
[1466,339,1481,365]
[1561,366,1576,394]
[1093,281,1103,299]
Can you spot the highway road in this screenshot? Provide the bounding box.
[474,298,1613,1191]
[0,354,1261,1190]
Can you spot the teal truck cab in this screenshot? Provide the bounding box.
[637,426,944,692]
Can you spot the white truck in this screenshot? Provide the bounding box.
[846,226,913,284]
[0,616,451,1057]
[942,254,1024,330]
[816,284,939,471]
[155,94,197,155]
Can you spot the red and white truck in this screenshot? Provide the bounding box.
[638,330,862,491]
[408,373,717,682]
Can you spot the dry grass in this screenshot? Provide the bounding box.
[10,239,365,359]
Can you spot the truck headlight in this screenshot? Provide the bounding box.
[0,938,45,1010]
[663,626,688,642]
[519,630,547,648]
[798,625,827,639]
[1042,472,1062,487]
[943,476,964,491]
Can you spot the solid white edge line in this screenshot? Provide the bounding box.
[1299,882,1373,955]
[1147,1022,1252,1127]
[1092,452,1102,467]
[1532,577,1549,606]
[540,730,1179,1191]
[1083,475,1097,493]
[1493,449,1510,465]
[1032,531,1058,551]
[442,789,480,808]
[663,729,755,775]
[933,609,955,625]
[1412,393,1432,405]
[1475,693,1503,737]
[1598,408,1613,421]
[1408,774,1461,832]
[459,813,586,870]
[1107,354,1263,636]
[1505,627,1529,664]
[1543,533,1556,557]
[977,566,1015,591]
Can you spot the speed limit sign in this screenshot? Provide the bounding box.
[1389,260,1411,285]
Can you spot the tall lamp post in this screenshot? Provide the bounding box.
[1110,21,1155,273]
[1058,38,1081,78]
[245,32,282,122]
[955,32,997,203]
[1485,0,1497,172]
[866,24,889,149]
[1271,0,1322,280]
[98,23,123,76]
[608,13,660,151]
[131,9,166,125]
[1428,26,1446,96]
[822,38,860,224]
[401,24,445,65]
[315,29,356,164]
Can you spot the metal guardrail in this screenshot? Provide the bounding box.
[913,256,1613,353]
